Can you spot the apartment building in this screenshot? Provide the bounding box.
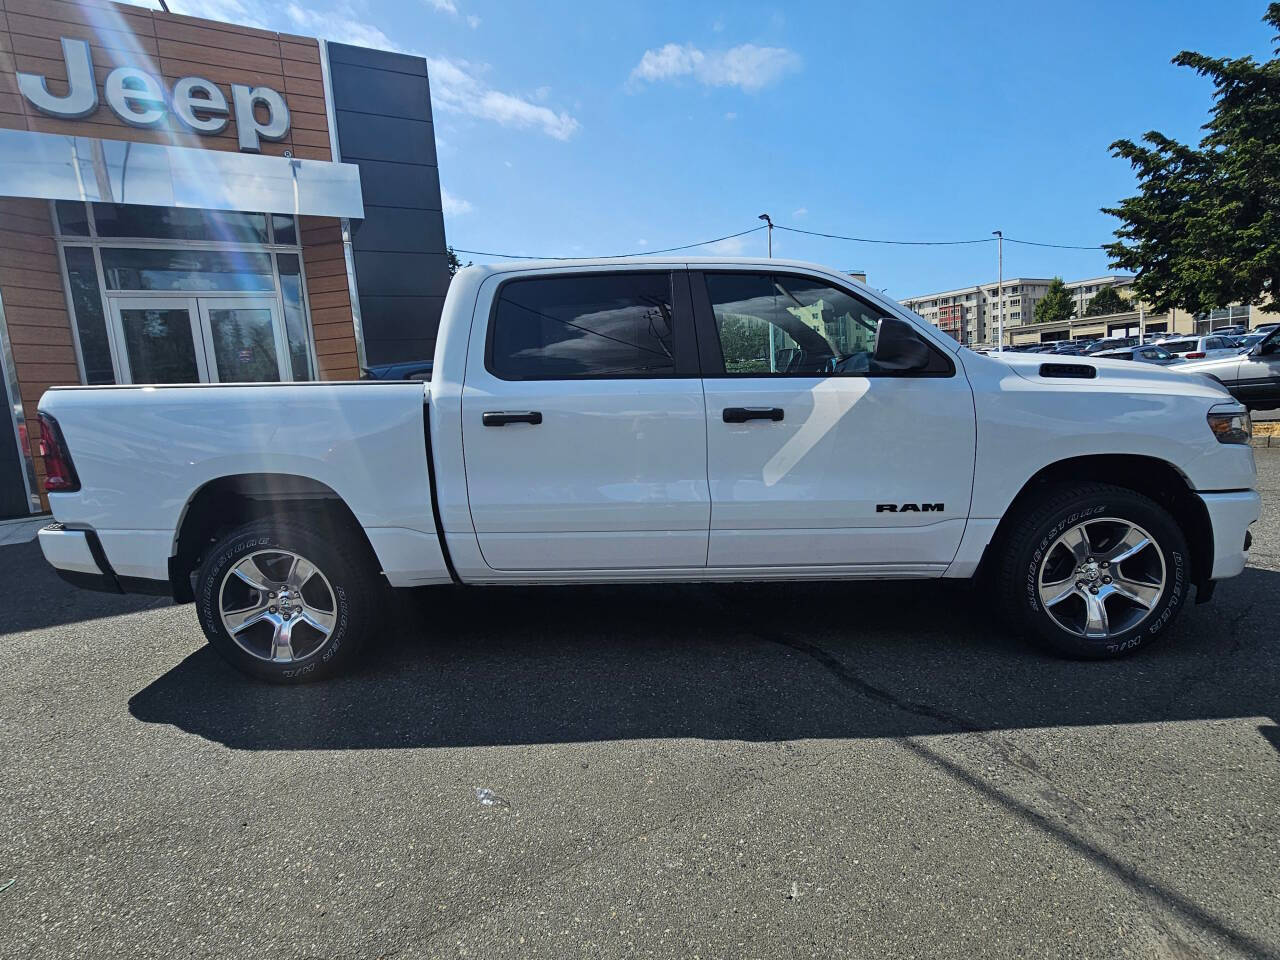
[902,275,1135,346]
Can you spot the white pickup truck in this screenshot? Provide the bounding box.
[36,258,1260,682]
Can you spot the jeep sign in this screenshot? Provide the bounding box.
[16,37,290,153]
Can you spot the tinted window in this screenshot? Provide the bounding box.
[704,272,948,376]
[101,248,274,292]
[63,247,114,384]
[1161,340,1196,353]
[92,203,268,244]
[489,273,676,379]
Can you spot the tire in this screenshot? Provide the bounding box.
[194,519,378,683]
[996,483,1190,659]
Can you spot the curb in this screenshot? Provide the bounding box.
[1253,421,1280,447]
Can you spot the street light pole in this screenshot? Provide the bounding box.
[758,213,773,258]
[992,230,1004,350]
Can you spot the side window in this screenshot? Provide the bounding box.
[489,272,676,379]
[703,272,949,376]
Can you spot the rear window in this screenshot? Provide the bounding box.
[488,272,676,380]
[1161,340,1196,352]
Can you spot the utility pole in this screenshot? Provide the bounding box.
[992,230,1004,350]
[758,213,773,258]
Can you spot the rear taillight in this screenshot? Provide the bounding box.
[37,412,80,492]
[1186,351,1206,359]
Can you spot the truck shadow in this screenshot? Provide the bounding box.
[128,565,1280,750]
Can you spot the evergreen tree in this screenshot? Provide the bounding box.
[1034,277,1076,324]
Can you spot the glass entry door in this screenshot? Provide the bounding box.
[109,297,207,384]
[198,298,287,383]
[108,296,288,384]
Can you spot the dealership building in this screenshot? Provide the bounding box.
[0,0,449,519]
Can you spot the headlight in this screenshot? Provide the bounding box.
[1207,408,1252,444]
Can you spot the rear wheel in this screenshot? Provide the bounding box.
[195,520,377,682]
[996,483,1190,658]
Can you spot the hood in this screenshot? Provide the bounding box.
[986,351,1235,403]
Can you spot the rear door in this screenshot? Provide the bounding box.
[692,269,976,570]
[461,269,709,571]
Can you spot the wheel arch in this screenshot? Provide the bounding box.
[981,454,1213,591]
[171,473,381,602]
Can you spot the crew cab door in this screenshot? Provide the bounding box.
[460,269,709,571]
[1234,330,1280,407]
[691,269,976,570]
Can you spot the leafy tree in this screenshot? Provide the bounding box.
[1103,4,1280,314]
[1084,286,1131,316]
[446,245,471,278]
[1034,277,1076,324]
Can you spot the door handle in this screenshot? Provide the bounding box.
[482,410,543,426]
[723,406,784,423]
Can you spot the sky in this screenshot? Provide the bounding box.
[121,0,1277,299]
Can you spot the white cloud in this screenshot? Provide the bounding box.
[792,206,807,218]
[637,239,648,246]
[123,0,576,140]
[118,0,269,28]
[429,56,580,140]
[724,111,737,121]
[467,14,481,28]
[630,42,800,92]
[441,187,472,216]
[284,3,400,50]
[706,235,749,256]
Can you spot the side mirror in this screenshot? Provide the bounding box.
[873,317,931,371]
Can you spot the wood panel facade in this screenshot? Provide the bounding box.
[0,0,362,510]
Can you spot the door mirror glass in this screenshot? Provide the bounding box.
[872,317,932,372]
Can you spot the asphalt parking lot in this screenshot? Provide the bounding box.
[2,451,1278,960]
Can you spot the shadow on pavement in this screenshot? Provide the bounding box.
[0,541,168,634]
[128,565,1280,750]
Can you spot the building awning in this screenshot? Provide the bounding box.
[0,129,364,219]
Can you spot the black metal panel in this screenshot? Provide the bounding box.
[349,160,441,210]
[353,252,450,298]
[334,112,438,165]
[327,42,428,78]
[329,43,448,364]
[364,336,436,366]
[331,62,432,122]
[359,295,448,338]
[350,207,447,255]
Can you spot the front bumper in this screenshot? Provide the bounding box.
[1197,490,1262,580]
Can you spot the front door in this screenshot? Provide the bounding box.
[461,270,709,571]
[109,297,207,384]
[109,296,287,384]
[692,269,976,570]
[1234,330,1280,406]
[197,298,288,382]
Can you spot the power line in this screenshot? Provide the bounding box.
[452,221,1113,262]
[772,224,993,246]
[1004,237,1107,250]
[453,225,767,261]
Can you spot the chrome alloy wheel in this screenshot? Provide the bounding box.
[218,549,338,663]
[1037,517,1166,640]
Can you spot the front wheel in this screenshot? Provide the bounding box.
[996,483,1190,658]
[194,519,378,682]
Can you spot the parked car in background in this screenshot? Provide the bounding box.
[1252,321,1279,337]
[1092,344,1186,366]
[1156,335,1239,361]
[35,257,1259,680]
[1236,333,1267,353]
[1084,336,1140,355]
[362,360,434,381]
[1211,325,1247,337]
[1180,325,1280,410]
